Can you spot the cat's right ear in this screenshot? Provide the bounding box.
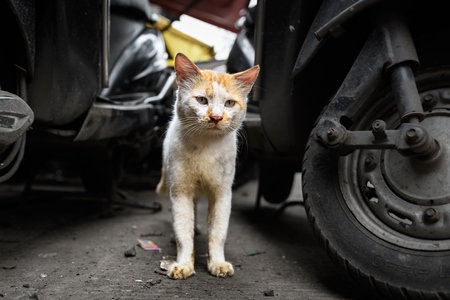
[174,53,201,87]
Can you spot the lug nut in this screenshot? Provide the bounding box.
[423,94,433,103]
[372,120,385,132]
[424,208,440,223]
[372,120,387,140]
[405,128,423,144]
[326,128,339,141]
[364,155,377,170]
[365,156,374,164]
[422,94,438,108]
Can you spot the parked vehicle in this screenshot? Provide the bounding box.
[0,0,175,200]
[224,0,450,298]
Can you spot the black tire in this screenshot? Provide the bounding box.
[302,66,450,299]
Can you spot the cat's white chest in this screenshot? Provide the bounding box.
[166,129,237,192]
[193,141,234,174]
[182,136,235,177]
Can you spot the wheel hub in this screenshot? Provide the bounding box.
[340,87,450,250]
[382,115,450,206]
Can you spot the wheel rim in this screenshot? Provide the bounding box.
[339,69,450,251]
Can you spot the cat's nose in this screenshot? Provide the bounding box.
[210,115,223,124]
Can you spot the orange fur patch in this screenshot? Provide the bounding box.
[190,70,248,112]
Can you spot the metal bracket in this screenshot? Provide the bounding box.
[316,119,439,159]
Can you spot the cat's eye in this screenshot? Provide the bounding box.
[224,100,236,108]
[195,96,208,105]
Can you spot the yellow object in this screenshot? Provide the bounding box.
[148,16,216,67]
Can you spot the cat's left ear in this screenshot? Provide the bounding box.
[232,65,260,95]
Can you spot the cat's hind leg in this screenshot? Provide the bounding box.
[168,192,196,280]
[156,165,167,195]
[207,188,234,278]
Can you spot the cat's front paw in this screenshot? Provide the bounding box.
[208,261,234,278]
[167,262,195,280]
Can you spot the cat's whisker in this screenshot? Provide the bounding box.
[182,121,211,140]
[180,124,201,140]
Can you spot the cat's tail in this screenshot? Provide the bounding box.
[156,165,168,195]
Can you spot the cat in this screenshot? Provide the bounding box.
[156,52,259,280]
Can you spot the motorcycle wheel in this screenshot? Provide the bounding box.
[303,66,450,299]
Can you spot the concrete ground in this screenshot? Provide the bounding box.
[0,174,384,300]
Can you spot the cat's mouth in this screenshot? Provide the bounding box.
[206,123,225,131]
[205,120,219,127]
[203,119,231,132]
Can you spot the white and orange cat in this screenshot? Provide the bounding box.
[156,53,259,280]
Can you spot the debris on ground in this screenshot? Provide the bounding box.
[264,288,275,296]
[154,269,166,276]
[124,245,136,257]
[159,259,175,271]
[1,264,16,270]
[137,239,161,251]
[37,253,57,258]
[139,230,163,237]
[143,279,162,288]
[244,249,265,256]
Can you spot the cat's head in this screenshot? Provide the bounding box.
[174,53,259,136]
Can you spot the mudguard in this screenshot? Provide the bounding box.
[255,0,319,158]
[256,0,396,158]
[292,0,388,77]
[314,24,388,136]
